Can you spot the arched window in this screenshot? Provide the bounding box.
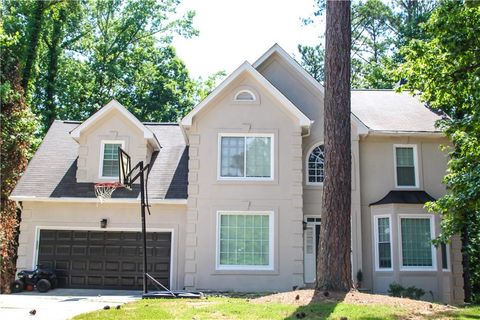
[234,90,256,101]
[307,144,325,184]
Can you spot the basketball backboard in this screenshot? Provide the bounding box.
[118,147,132,189]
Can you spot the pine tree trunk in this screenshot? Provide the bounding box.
[316,0,352,292]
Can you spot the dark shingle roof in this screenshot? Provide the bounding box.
[11,121,187,200]
[370,190,436,206]
[351,90,443,132]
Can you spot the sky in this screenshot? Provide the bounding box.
[172,0,325,79]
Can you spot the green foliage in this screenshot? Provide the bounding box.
[300,0,438,88]
[398,0,480,302]
[297,44,324,83]
[2,0,220,133]
[388,282,425,300]
[0,18,38,293]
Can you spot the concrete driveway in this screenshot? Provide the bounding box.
[0,289,140,320]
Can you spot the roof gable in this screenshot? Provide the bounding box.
[253,43,325,95]
[253,44,368,135]
[70,100,161,150]
[181,62,311,128]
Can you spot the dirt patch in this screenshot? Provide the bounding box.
[252,289,456,318]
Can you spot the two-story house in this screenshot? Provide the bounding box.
[10,44,464,303]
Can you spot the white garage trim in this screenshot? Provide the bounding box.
[33,226,175,290]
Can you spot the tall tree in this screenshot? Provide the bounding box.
[398,0,480,303]
[317,0,352,291]
[299,0,438,88]
[0,18,38,294]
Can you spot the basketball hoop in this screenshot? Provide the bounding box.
[94,182,123,203]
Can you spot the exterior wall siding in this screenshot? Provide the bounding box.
[183,75,305,291]
[359,136,463,304]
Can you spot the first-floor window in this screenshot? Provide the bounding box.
[441,242,450,271]
[217,211,273,270]
[400,217,435,269]
[375,216,392,270]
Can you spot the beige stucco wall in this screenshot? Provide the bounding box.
[16,201,187,290]
[359,135,463,303]
[76,109,152,183]
[257,56,363,282]
[183,73,305,292]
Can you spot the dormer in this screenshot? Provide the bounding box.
[70,100,161,183]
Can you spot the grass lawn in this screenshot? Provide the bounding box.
[73,297,480,320]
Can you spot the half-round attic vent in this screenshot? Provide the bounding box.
[234,90,256,101]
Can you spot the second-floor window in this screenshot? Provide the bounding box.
[100,141,123,178]
[219,134,273,180]
[394,145,418,188]
[307,144,325,185]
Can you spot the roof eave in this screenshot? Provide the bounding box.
[70,100,161,150]
[9,195,187,205]
[362,130,444,138]
[180,61,312,129]
[252,43,325,95]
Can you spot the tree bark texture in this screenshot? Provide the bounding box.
[316,0,352,292]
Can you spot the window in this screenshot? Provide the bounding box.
[441,242,450,271]
[217,211,273,270]
[100,141,123,178]
[307,144,325,184]
[375,216,392,270]
[234,90,256,101]
[394,145,418,187]
[219,134,273,180]
[399,216,436,270]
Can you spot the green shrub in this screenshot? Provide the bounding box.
[388,282,425,300]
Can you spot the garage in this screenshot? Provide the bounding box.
[37,230,171,290]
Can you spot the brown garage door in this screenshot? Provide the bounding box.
[37,230,171,290]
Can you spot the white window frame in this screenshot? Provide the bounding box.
[305,143,325,186]
[441,242,451,272]
[217,133,274,181]
[393,144,419,188]
[373,214,393,272]
[215,211,274,271]
[99,140,125,179]
[234,89,256,102]
[398,214,437,271]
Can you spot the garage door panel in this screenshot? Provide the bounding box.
[72,246,87,255]
[38,230,171,290]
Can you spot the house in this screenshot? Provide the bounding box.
[10,44,464,304]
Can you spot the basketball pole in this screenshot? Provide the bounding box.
[139,161,148,295]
